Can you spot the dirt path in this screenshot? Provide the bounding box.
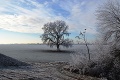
[0,62,105,80]
[0,62,76,80]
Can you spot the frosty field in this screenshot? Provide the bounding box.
[0,44,108,80]
[0,44,108,63]
[0,44,97,62]
[0,44,75,62]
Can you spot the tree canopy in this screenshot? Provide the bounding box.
[41,20,73,51]
[97,0,120,49]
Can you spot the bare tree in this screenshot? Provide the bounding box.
[75,29,90,60]
[41,20,73,51]
[96,0,120,50]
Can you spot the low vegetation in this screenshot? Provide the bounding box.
[75,29,90,60]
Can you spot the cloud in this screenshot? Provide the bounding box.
[0,0,104,34]
[59,0,100,34]
[0,0,65,33]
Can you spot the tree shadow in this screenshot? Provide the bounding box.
[37,50,75,53]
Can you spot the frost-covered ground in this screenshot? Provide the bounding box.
[0,44,74,62]
[0,44,108,62]
[0,44,107,80]
[0,62,105,80]
[0,62,70,80]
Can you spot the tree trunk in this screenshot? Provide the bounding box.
[84,34,90,60]
[86,44,90,60]
[57,45,60,51]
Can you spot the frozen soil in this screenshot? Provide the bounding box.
[0,62,105,80]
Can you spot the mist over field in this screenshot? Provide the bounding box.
[0,44,95,62]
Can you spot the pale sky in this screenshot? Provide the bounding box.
[0,0,106,44]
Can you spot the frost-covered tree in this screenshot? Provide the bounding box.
[97,0,120,50]
[75,29,90,60]
[97,1,120,79]
[41,20,73,51]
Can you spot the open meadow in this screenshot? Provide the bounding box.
[0,44,74,62]
[0,44,103,62]
[0,44,107,80]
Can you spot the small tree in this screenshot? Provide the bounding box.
[75,29,90,60]
[41,20,73,51]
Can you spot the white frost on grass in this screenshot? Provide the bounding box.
[69,42,111,75]
[0,44,73,62]
[0,44,109,80]
[0,62,77,80]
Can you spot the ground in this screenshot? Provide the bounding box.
[0,44,108,80]
[0,62,74,80]
[0,62,106,80]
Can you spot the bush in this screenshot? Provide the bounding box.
[69,41,115,79]
[70,49,97,75]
